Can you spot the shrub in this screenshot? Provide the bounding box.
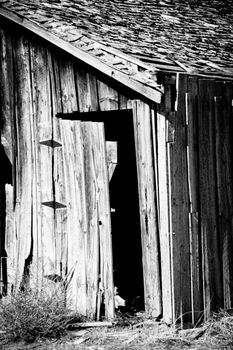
[0,278,71,343]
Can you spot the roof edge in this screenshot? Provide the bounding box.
[0,6,162,104]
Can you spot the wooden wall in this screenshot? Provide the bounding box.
[0,25,129,318]
[0,23,162,320]
[1,21,233,325]
[158,73,233,323]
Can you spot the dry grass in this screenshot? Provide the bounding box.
[0,262,81,344]
[2,290,233,350]
[78,310,233,350]
[0,282,71,342]
[194,310,233,349]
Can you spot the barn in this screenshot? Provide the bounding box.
[0,0,233,324]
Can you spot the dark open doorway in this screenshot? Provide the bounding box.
[57,109,144,312]
[104,113,144,311]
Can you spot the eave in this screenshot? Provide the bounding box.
[0,6,162,104]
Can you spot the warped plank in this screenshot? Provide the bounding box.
[60,120,87,314]
[13,35,33,290]
[131,100,162,318]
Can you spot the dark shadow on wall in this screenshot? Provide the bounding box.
[0,144,12,296]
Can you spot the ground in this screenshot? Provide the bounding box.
[1,315,233,350]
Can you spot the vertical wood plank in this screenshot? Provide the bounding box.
[97,81,118,111]
[76,68,99,112]
[0,27,15,292]
[0,27,14,163]
[186,91,202,323]
[156,109,173,323]
[5,184,15,291]
[82,122,101,319]
[59,59,78,113]
[13,35,34,290]
[215,85,233,309]
[198,79,223,317]
[30,43,55,277]
[94,123,114,320]
[170,74,191,322]
[59,58,83,309]
[119,94,129,110]
[60,120,87,314]
[131,100,162,318]
[47,51,67,279]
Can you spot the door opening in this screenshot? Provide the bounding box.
[104,113,144,313]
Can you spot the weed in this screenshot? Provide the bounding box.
[0,276,72,343]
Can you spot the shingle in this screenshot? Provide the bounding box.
[1,0,233,77]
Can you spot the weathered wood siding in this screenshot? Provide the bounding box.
[0,24,161,319]
[2,21,233,325]
[0,26,121,318]
[158,74,233,323]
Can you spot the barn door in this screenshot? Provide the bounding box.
[59,120,114,320]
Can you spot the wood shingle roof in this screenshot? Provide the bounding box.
[1,0,233,81]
